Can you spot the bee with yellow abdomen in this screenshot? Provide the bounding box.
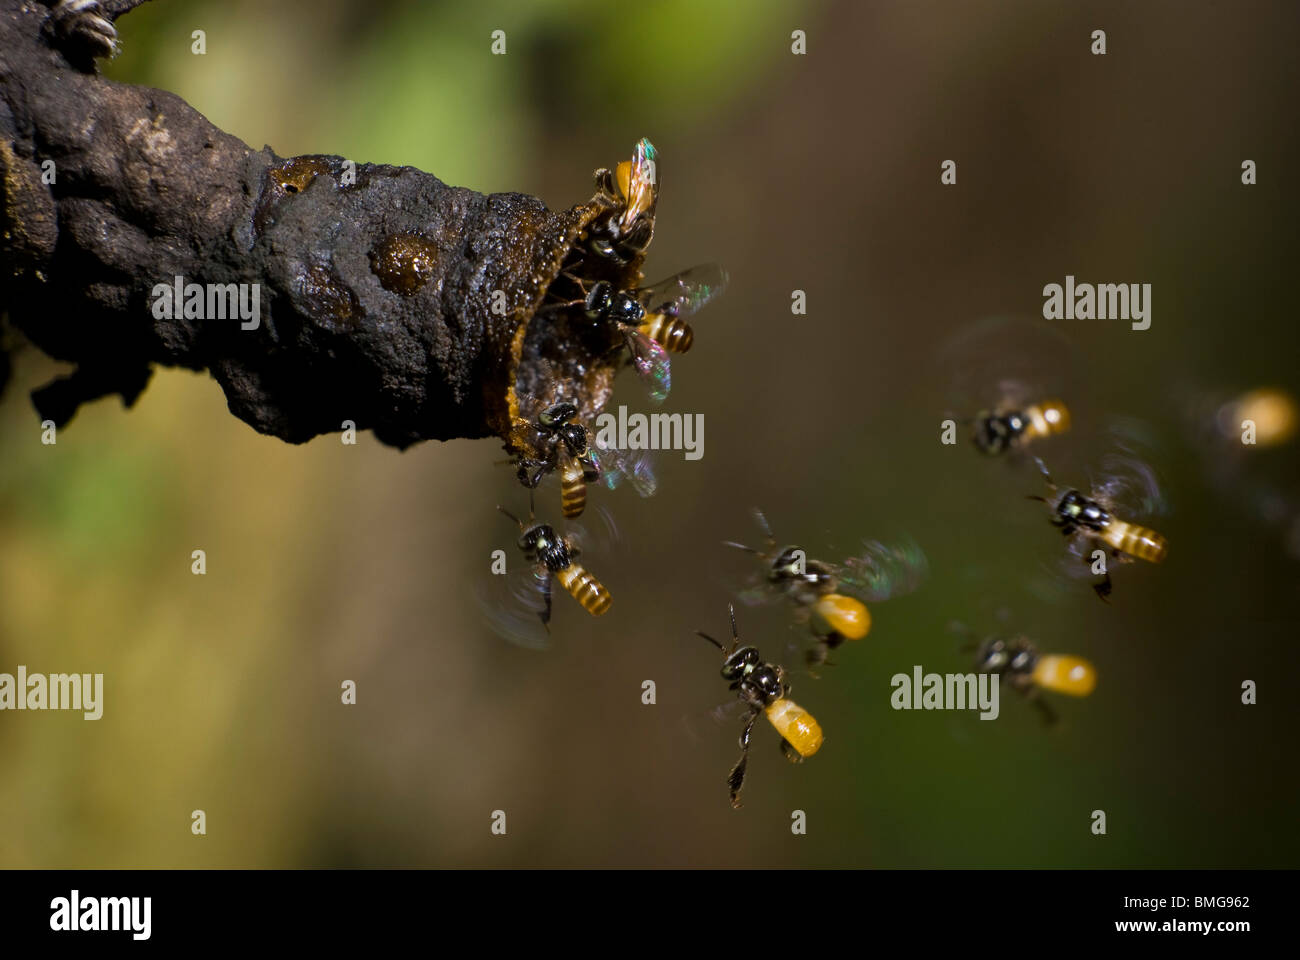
[558,264,726,403]
[973,634,1096,725]
[1215,386,1298,449]
[972,397,1072,455]
[498,506,611,624]
[586,138,660,265]
[697,604,823,809]
[1030,456,1168,600]
[937,318,1081,458]
[725,509,927,670]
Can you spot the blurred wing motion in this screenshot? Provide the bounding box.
[622,329,672,403]
[680,698,751,746]
[476,565,553,651]
[589,439,658,498]
[636,264,729,320]
[835,536,930,603]
[937,316,1081,416]
[564,503,623,555]
[1092,419,1170,517]
[1092,453,1166,518]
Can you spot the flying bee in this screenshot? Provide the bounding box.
[571,265,727,403]
[697,604,823,809]
[1214,386,1298,449]
[1029,456,1168,600]
[939,318,1081,457]
[512,401,599,518]
[725,509,927,670]
[971,633,1096,725]
[971,396,1072,455]
[498,506,611,625]
[587,138,660,265]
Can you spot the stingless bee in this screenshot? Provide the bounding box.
[571,264,727,403]
[587,137,659,265]
[971,396,1072,455]
[939,318,1081,457]
[1029,456,1168,600]
[1214,386,1298,449]
[697,604,823,809]
[498,506,611,624]
[971,633,1096,726]
[725,509,927,670]
[512,401,599,518]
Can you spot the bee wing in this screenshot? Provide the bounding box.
[619,137,660,229]
[833,536,930,603]
[680,697,753,746]
[563,503,621,555]
[1091,419,1170,517]
[635,264,729,320]
[623,329,672,404]
[476,565,553,651]
[1058,534,1102,580]
[589,437,659,498]
[938,316,1080,417]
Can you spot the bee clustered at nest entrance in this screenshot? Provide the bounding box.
[504,140,662,481]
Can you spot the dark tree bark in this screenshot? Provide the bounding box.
[0,0,642,450]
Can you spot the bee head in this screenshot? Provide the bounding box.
[539,402,577,429]
[583,282,613,319]
[976,636,1036,675]
[522,523,572,571]
[721,646,760,682]
[1056,490,1108,529]
[973,412,1023,454]
[974,637,1009,672]
[770,546,807,581]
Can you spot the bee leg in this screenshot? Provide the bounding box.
[1072,536,1112,601]
[538,573,554,629]
[1026,689,1059,727]
[805,634,843,675]
[804,641,828,672]
[728,711,758,809]
[780,738,806,765]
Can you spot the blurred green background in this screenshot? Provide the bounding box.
[2,0,1298,867]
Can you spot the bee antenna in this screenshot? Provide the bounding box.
[497,505,523,528]
[1031,455,1057,490]
[728,603,739,651]
[696,630,725,651]
[751,508,775,544]
[722,540,758,554]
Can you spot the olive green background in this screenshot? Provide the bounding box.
[1,0,1297,867]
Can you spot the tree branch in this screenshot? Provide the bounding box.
[1,0,643,451]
